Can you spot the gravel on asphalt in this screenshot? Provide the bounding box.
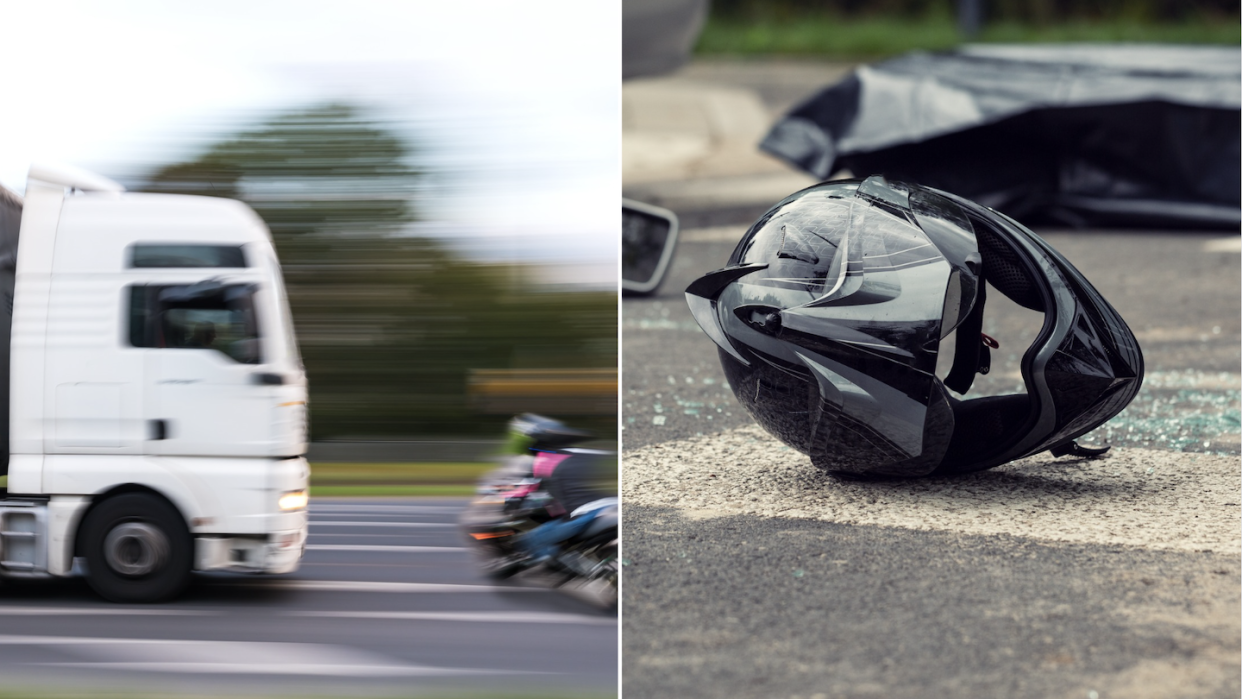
[623,426,1241,554]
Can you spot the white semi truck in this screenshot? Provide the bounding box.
[0,164,309,602]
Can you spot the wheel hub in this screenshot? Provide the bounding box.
[103,522,170,577]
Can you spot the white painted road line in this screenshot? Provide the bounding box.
[295,610,615,625]
[987,369,1242,391]
[254,580,545,594]
[0,607,214,616]
[0,606,609,625]
[1203,237,1242,253]
[305,545,468,553]
[308,513,453,519]
[681,226,748,243]
[307,521,454,528]
[0,636,514,677]
[45,662,503,677]
[625,425,1241,554]
[309,505,464,515]
[305,533,425,540]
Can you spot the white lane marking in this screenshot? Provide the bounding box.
[306,535,449,543]
[309,505,463,515]
[254,580,545,594]
[985,369,1241,390]
[306,545,467,553]
[1203,237,1241,253]
[308,522,454,528]
[310,513,453,519]
[0,636,515,677]
[0,608,606,625]
[0,635,173,645]
[0,607,213,616]
[295,610,614,625]
[624,425,1241,554]
[45,662,505,677]
[680,226,748,243]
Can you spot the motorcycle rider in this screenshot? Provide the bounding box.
[499,414,615,574]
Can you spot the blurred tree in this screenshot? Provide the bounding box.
[147,103,419,237]
[144,103,617,440]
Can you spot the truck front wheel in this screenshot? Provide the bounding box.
[81,493,193,603]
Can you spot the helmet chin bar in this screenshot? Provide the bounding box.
[939,194,1142,473]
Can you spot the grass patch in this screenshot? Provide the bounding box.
[697,14,1241,58]
[309,484,479,497]
[311,459,619,497]
[309,461,494,485]
[0,460,617,498]
[308,461,493,497]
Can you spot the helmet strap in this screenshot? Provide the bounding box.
[944,282,990,395]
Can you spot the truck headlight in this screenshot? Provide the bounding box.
[279,489,309,511]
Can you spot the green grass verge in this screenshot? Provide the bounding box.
[309,461,494,485]
[309,459,616,497]
[0,460,618,498]
[305,461,489,501]
[308,461,493,497]
[309,484,479,497]
[697,14,1241,58]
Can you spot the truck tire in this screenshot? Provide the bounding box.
[80,493,193,603]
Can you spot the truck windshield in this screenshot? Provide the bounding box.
[128,244,247,268]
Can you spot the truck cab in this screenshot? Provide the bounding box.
[0,164,309,602]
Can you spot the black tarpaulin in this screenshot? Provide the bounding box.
[761,45,1242,229]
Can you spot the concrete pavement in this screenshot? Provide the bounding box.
[622,60,844,224]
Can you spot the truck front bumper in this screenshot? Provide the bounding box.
[195,521,307,574]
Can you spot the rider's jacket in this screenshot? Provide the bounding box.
[532,450,610,515]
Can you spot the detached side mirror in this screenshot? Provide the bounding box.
[622,198,680,296]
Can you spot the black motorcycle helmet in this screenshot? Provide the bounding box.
[507,413,595,452]
[685,176,1143,477]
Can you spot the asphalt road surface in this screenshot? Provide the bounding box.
[0,498,617,697]
[622,227,1241,699]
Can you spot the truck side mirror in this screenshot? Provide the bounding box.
[622,198,680,296]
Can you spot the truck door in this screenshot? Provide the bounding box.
[131,282,276,457]
[44,278,147,455]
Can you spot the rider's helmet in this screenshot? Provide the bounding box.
[506,413,594,452]
[685,176,1143,477]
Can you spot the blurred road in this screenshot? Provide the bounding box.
[0,498,617,697]
[622,59,1241,699]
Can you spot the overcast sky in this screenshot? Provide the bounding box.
[0,1,619,267]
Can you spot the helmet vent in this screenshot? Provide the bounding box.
[975,221,1044,311]
[735,305,783,335]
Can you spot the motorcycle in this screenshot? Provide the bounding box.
[460,414,618,608]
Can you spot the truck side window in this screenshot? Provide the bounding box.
[128,244,247,268]
[128,283,262,364]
